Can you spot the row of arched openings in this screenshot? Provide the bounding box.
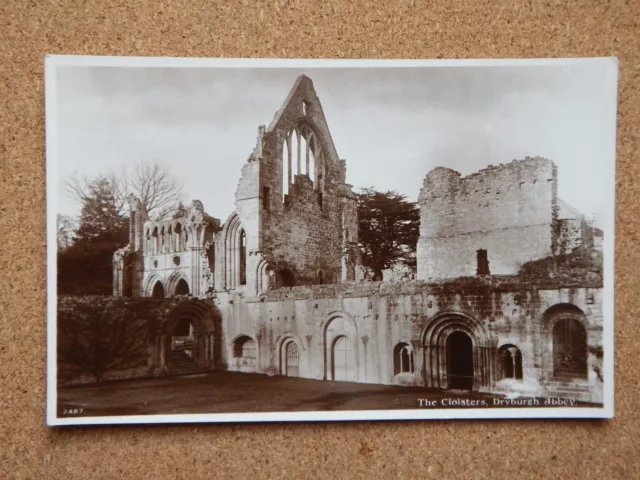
[227,313,589,387]
[392,317,588,386]
[151,278,190,299]
[146,223,189,255]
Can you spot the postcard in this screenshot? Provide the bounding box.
[45,55,617,425]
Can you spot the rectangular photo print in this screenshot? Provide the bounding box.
[45,56,618,425]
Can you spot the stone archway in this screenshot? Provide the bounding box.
[174,278,190,296]
[166,272,191,297]
[421,311,494,391]
[232,335,258,373]
[157,300,219,375]
[393,342,414,376]
[322,314,358,382]
[541,303,589,381]
[283,339,300,377]
[497,344,524,381]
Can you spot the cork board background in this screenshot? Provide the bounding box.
[1,0,638,478]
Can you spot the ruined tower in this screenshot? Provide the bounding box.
[228,74,360,293]
[113,195,147,297]
[417,157,558,280]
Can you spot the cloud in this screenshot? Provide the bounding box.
[54,63,616,222]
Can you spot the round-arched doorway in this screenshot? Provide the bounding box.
[421,312,492,391]
[446,331,474,390]
[160,300,219,374]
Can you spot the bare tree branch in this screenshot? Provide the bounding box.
[65,161,184,221]
[56,214,76,250]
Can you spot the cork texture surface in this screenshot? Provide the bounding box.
[0,0,638,478]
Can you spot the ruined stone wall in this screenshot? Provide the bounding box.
[57,296,169,385]
[554,217,595,256]
[247,75,354,289]
[141,250,197,296]
[220,276,604,403]
[58,296,222,384]
[556,218,584,254]
[417,157,558,280]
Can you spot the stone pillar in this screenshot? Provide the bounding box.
[422,345,432,387]
[158,335,167,369]
[361,335,369,383]
[191,247,202,297]
[113,261,121,296]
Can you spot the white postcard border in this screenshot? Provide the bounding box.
[44,55,617,426]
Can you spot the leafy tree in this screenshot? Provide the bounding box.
[74,176,129,242]
[58,176,129,295]
[356,188,420,281]
[60,162,185,295]
[57,298,156,383]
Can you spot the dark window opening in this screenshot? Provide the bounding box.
[393,343,414,375]
[239,230,247,286]
[278,269,295,287]
[498,345,523,380]
[175,223,182,251]
[318,192,323,209]
[152,280,164,299]
[174,278,190,296]
[476,249,490,275]
[263,186,270,211]
[318,270,324,285]
[207,243,215,272]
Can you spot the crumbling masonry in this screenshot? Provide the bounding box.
[108,75,605,403]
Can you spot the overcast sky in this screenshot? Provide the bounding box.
[54,62,617,226]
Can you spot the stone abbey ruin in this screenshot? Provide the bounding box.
[94,75,604,403]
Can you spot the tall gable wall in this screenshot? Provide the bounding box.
[238,75,357,287]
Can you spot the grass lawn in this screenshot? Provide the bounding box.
[56,371,600,419]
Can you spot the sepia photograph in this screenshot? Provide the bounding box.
[45,56,617,425]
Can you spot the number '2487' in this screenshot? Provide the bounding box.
[62,408,84,415]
